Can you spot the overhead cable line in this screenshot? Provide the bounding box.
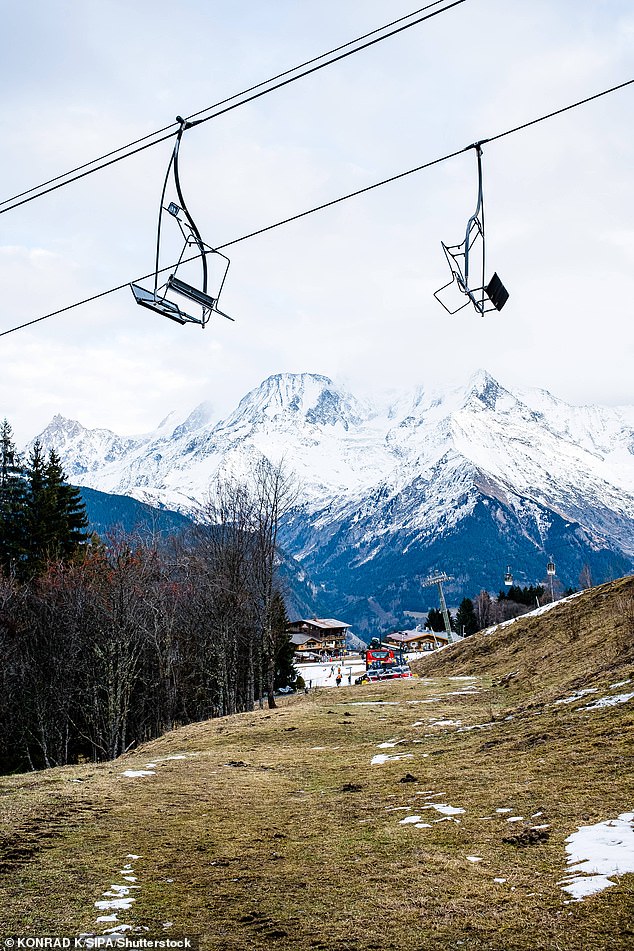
[0,0,467,216]
[1,76,632,340]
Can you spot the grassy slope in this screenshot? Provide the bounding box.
[1,577,633,950]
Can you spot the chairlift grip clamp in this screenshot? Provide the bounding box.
[468,138,490,154]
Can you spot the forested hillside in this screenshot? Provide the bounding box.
[0,434,296,773]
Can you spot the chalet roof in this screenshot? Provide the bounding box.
[290,632,324,646]
[291,618,350,631]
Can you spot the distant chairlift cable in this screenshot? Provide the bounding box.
[0,0,468,216]
[1,76,632,339]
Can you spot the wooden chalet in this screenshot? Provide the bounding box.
[385,629,449,652]
[288,617,350,657]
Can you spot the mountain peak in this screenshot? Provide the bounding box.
[464,370,509,411]
[220,372,368,432]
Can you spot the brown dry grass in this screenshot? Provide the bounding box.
[0,576,633,950]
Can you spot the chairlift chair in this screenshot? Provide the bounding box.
[130,116,234,328]
[504,566,513,587]
[434,142,509,316]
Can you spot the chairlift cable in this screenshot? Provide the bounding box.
[1,76,632,339]
[0,0,467,217]
[486,78,634,144]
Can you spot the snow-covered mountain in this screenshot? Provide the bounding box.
[29,371,634,633]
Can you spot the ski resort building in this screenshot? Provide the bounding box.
[385,629,449,652]
[288,618,350,657]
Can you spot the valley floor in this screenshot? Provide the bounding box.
[0,666,632,951]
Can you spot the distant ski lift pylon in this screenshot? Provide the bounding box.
[130,116,233,328]
[434,141,508,316]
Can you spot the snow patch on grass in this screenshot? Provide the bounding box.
[559,812,634,901]
[582,692,634,710]
[93,855,142,932]
[554,689,598,705]
[423,803,466,816]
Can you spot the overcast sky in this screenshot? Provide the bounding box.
[1,0,632,445]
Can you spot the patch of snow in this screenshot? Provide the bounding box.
[400,815,423,824]
[559,812,634,901]
[466,856,482,863]
[496,808,512,814]
[494,878,507,884]
[507,816,525,823]
[610,679,632,689]
[121,769,155,778]
[371,753,414,765]
[423,803,465,816]
[554,689,598,705]
[583,692,634,710]
[414,823,432,829]
[95,898,135,912]
[94,854,141,932]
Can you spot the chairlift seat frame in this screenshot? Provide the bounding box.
[434,142,508,316]
[130,115,234,328]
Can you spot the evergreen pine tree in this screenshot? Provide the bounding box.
[455,597,479,636]
[0,419,27,575]
[23,440,52,575]
[44,449,89,558]
[425,607,455,632]
[22,441,88,575]
[270,590,295,690]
